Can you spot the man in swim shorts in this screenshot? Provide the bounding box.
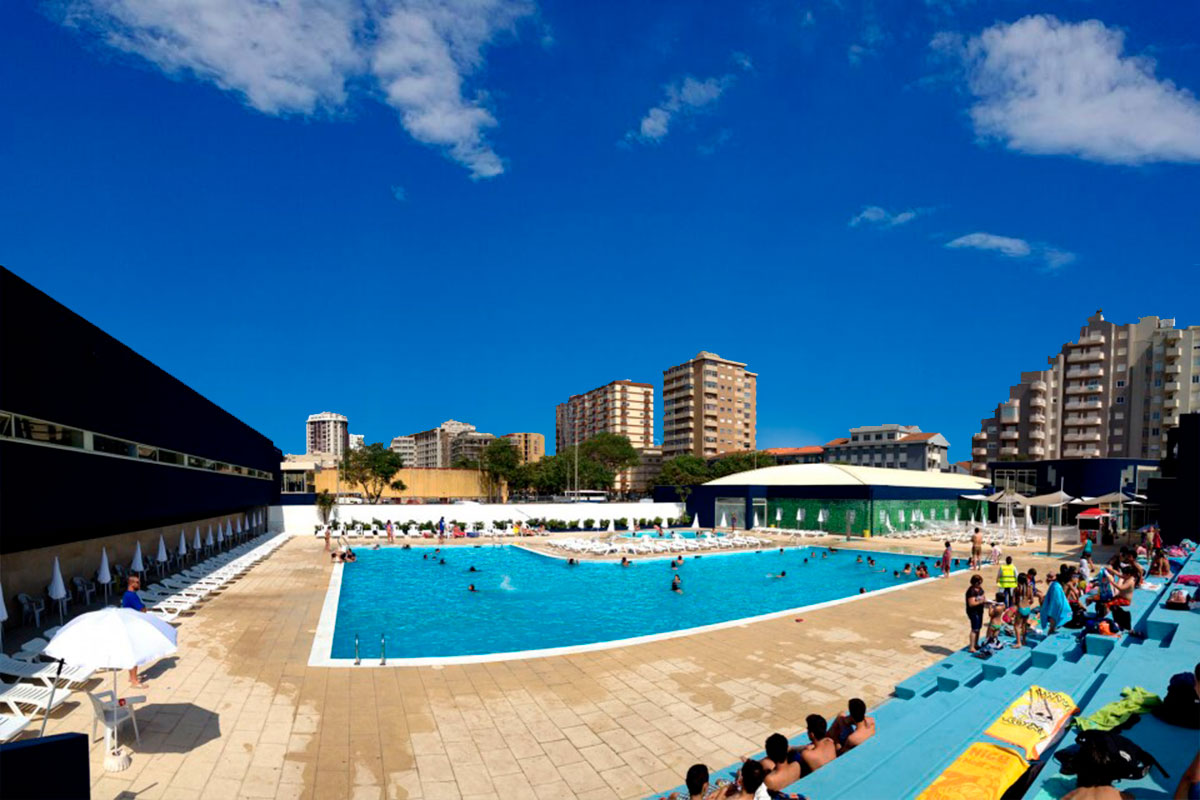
[971,527,983,570]
[762,732,802,792]
[829,698,875,753]
[671,574,683,593]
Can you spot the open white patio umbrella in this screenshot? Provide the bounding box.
[98,548,112,603]
[193,527,202,553]
[131,541,145,575]
[178,530,188,561]
[48,557,68,624]
[155,536,169,567]
[44,607,178,755]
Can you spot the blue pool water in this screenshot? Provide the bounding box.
[330,545,940,660]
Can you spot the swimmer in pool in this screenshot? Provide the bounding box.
[902,564,912,575]
[439,558,446,565]
[822,552,828,559]
[671,575,683,593]
[770,571,787,579]
[469,566,478,572]
[856,555,863,564]
[467,584,477,592]
[422,553,428,560]
[620,557,632,567]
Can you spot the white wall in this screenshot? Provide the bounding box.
[271,501,684,533]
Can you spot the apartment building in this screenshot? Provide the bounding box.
[348,433,364,451]
[409,420,476,468]
[662,352,757,458]
[555,380,654,453]
[502,432,545,464]
[449,431,496,466]
[306,412,348,459]
[823,425,950,471]
[388,435,416,467]
[971,311,1200,476]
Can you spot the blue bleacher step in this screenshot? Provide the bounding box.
[935,657,986,691]
[895,650,976,698]
[1030,632,1078,667]
[978,645,1032,679]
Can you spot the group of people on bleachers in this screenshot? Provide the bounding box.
[661,698,875,799]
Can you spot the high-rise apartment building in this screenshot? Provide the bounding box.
[503,432,545,463]
[662,352,757,458]
[823,425,950,471]
[388,435,416,466]
[348,434,364,451]
[449,431,496,466]
[306,412,349,459]
[409,420,476,468]
[555,380,654,453]
[972,311,1200,476]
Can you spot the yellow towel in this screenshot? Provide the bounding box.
[917,743,1029,800]
[984,685,1078,758]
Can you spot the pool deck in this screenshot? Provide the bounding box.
[21,532,1081,799]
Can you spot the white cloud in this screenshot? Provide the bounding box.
[849,205,920,228]
[946,232,1075,269]
[55,0,533,179]
[953,15,1200,165]
[946,232,1031,257]
[627,73,734,144]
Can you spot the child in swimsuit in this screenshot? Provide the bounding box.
[985,592,1006,648]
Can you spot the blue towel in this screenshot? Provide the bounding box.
[1043,581,1070,628]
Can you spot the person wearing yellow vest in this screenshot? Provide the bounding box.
[997,556,1018,606]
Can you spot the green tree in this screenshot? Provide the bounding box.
[709,451,776,478]
[580,432,640,474]
[315,489,336,524]
[654,454,711,487]
[340,443,407,503]
[479,437,522,501]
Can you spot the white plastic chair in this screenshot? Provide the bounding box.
[88,690,142,750]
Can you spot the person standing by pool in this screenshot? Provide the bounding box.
[990,541,1002,566]
[940,541,953,578]
[122,576,149,688]
[324,525,331,552]
[966,574,986,652]
[437,516,446,542]
[1013,573,1036,648]
[970,528,983,570]
[385,519,394,545]
[997,556,1018,606]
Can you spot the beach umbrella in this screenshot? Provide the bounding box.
[217,523,224,547]
[720,512,728,528]
[131,541,145,574]
[155,536,168,566]
[607,519,615,533]
[98,548,112,603]
[775,507,782,524]
[48,557,68,624]
[627,518,636,532]
[206,526,215,549]
[225,520,233,541]
[236,517,243,538]
[753,512,760,529]
[44,608,177,751]
[0,577,6,650]
[193,527,202,552]
[692,515,701,530]
[178,530,188,560]
[954,509,960,523]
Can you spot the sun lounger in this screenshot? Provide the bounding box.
[0,655,94,688]
[0,679,71,716]
[0,712,31,742]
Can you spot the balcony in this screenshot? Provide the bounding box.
[1029,429,1045,439]
[1071,415,1103,426]
[1165,381,1182,392]
[1066,398,1102,411]
[1029,380,1047,392]
[1070,333,1106,346]
[1066,366,1104,379]
[1064,432,1101,443]
[972,447,988,456]
[1029,445,1046,456]
[1165,397,1180,409]
[1029,413,1046,424]
[1166,363,1182,375]
[1164,412,1180,426]
[999,446,1020,456]
[1166,346,1183,359]
[1000,430,1019,440]
[1064,447,1101,458]
[1029,396,1047,408]
[972,432,987,440]
[1067,350,1105,363]
[1065,384,1102,395]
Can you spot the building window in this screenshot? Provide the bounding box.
[1116,397,1125,404]
[1116,380,1125,388]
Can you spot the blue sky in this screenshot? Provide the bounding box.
[3,0,1199,462]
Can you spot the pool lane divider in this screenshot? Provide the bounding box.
[308,543,967,668]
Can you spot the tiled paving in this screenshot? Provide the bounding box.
[21,534,1074,799]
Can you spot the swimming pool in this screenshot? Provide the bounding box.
[314,545,942,665]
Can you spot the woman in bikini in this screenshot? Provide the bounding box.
[1013,573,1036,648]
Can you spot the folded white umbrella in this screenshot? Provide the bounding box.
[236,517,242,537]
[193,527,202,552]
[775,507,782,523]
[44,608,178,748]
[131,541,145,573]
[720,512,728,528]
[48,557,68,623]
[178,530,188,559]
[98,547,112,602]
[225,520,232,540]
[155,536,168,564]
[0,577,7,650]
[206,525,215,548]
[216,523,224,546]
[692,515,700,530]
[753,512,760,528]
[607,519,615,533]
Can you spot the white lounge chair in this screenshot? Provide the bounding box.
[0,679,71,716]
[0,712,31,742]
[0,655,94,688]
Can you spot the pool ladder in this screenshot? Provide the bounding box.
[355,633,386,665]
